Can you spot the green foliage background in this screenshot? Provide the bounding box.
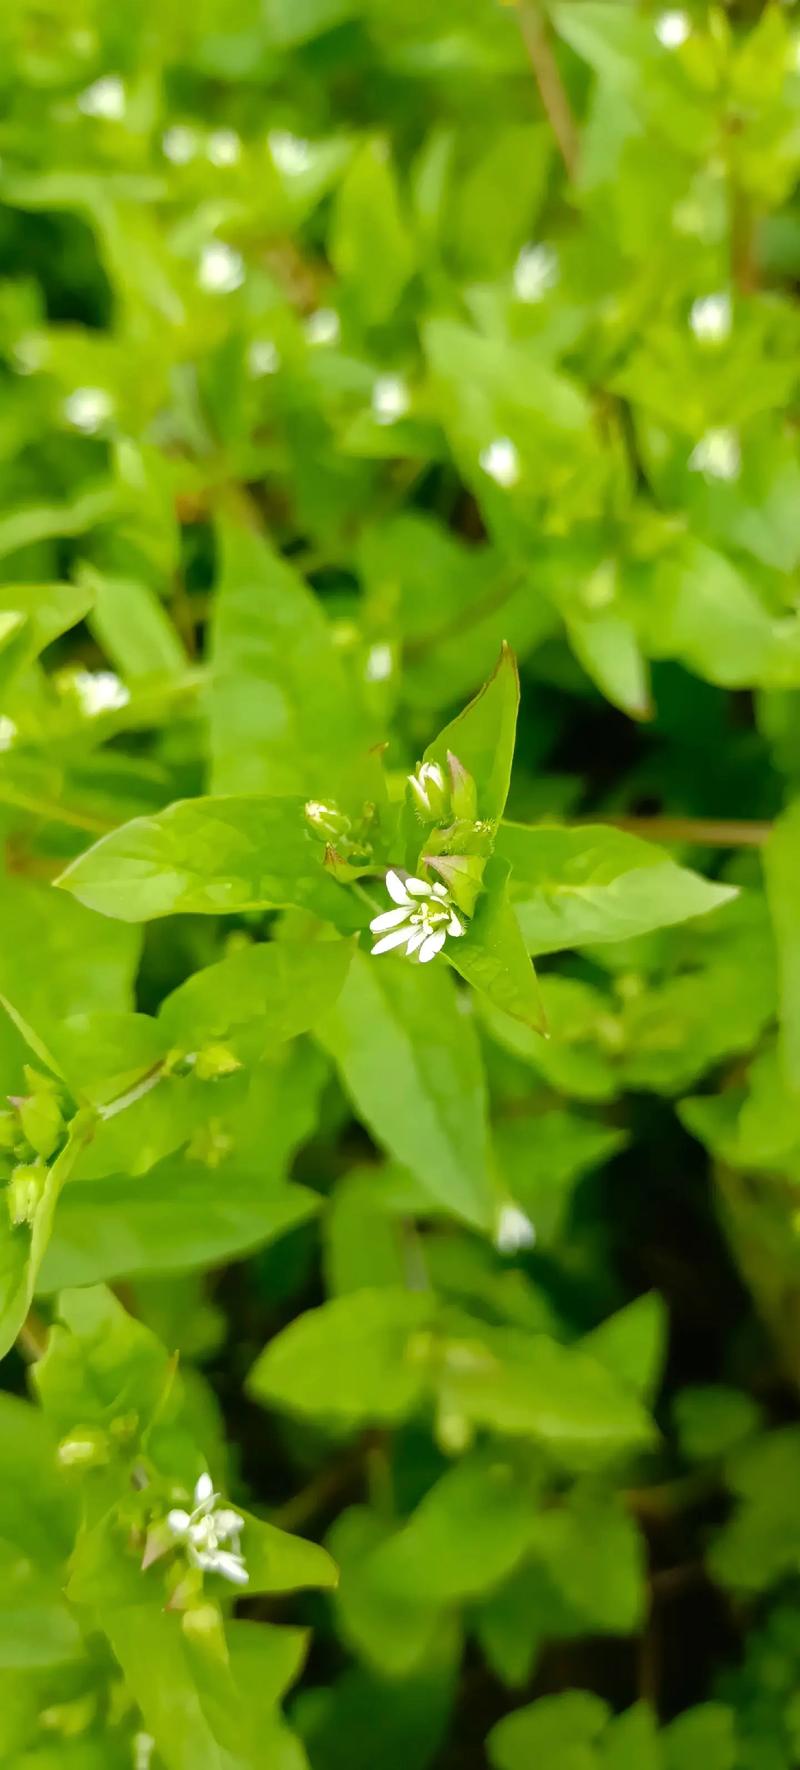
[1,0,800,1763]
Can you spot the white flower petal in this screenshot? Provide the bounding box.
[214,1551,249,1586]
[418,930,446,963]
[214,1509,243,1538]
[370,906,411,934]
[372,927,414,956]
[405,927,428,954]
[431,882,448,899]
[194,1473,215,1508]
[385,869,411,906]
[166,1509,191,1537]
[404,877,433,898]
[448,913,464,936]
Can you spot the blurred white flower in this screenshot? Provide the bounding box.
[73,671,130,717]
[370,870,464,965]
[690,292,732,344]
[479,437,520,488]
[63,387,112,434]
[133,1733,155,1770]
[0,717,16,752]
[372,373,410,425]
[162,125,199,164]
[655,10,691,47]
[269,130,313,176]
[77,75,126,119]
[247,339,280,377]
[167,1472,248,1586]
[207,129,241,167]
[12,336,43,376]
[689,427,741,481]
[513,242,559,304]
[198,242,245,294]
[364,642,393,682]
[305,307,340,346]
[496,1203,536,1254]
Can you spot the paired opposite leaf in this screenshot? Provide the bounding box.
[423,642,519,825]
[56,796,361,927]
[496,823,737,955]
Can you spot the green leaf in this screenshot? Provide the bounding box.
[496,823,738,955]
[317,948,494,1227]
[662,1705,737,1770]
[241,1512,338,1595]
[331,141,415,326]
[489,1691,610,1770]
[527,1487,646,1633]
[447,862,546,1034]
[100,1606,233,1770]
[0,1394,80,1669]
[582,1294,668,1405]
[56,796,361,926]
[158,937,353,1057]
[0,1116,92,1365]
[361,1454,538,1605]
[85,568,186,681]
[33,1284,172,1433]
[247,1287,434,1426]
[207,521,372,799]
[423,644,519,826]
[763,800,800,1092]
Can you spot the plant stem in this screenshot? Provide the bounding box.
[596,815,771,849]
[518,3,579,180]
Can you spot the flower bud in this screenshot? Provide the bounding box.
[304,799,351,843]
[18,1090,64,1160]
[57,1426,110,1469]
[447,751,477,821]
[407,760,449,822]
[7,1161,46,1226]
[194,1044,242,1081]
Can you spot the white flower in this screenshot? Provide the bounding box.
[364,642,393,682]
[207,129,241,167]
[269,130,313,176]
[73,670,130,716]
[247,339,280,377]
[372,374,410,425]
[407,760,446,817]
[133,1733,155,1770]
[496,1203,536,1254]
[0,717,16,751]
[198,241,245,294]
[513,242,559,304]
[64,387,112,434]
[690,292,732,344]
[689,427,740,481]
[305,307,340,346]
[479,437,520,488]
[77,75,126,119]
[162,125,199,164]
[655,10,691,47]
[370,869,464,965]
[167,1472,248,1587]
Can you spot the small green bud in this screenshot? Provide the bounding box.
[7,1161,46,1226]
[18,1091,63,1160]
[407,760,449,822]
[447,751,477,821]
[305,799,351,843]
[194,1043,242,1081]
[57,1427,110,1469]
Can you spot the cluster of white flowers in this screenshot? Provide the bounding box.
[269,130,313,176]
[167,1473,248,1587]
[370,870,464,965]
[77,75,126,119]
[479,437,520,488]
[198,241,245,294]
[372,374,410,425]
[690,292,732,344]
[655,10,691,47]
[72,671,130,717]
[64,387,113,434]
[513,242,559,304]
[248,339,281,377]
[305,307,340,346]
[689,427,741,481]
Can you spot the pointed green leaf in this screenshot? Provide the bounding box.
[423,644,520,824]
[447,859,546,1033]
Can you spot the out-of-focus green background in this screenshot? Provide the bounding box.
[3,1,800,1766]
